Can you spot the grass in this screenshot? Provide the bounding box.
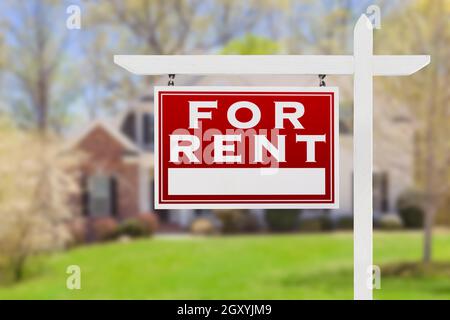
[0,231,449,299]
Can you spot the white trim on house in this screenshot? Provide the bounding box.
[139,165,151,213]
[123,152,154,166]
[114,100,155,129]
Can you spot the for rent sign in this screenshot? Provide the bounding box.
[154,87,339,209]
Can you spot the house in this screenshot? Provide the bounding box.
[69,75,414,231]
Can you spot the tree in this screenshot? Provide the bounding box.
[284,0,382,54]
[0,116,81,282]
[377,0,450,263]
[221,34,280,55]
[83,0,277,111]
[0,0,79,132]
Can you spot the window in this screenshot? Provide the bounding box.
[86,175,117,217]
[143,113,154,149]
[373,172,389,213]
[120,111,154,149]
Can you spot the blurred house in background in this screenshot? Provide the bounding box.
[68,76,415,232]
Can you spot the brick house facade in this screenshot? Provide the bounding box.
[68,75,414,231]
[73,125,141,219]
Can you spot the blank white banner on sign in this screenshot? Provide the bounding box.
[168,168,325,195]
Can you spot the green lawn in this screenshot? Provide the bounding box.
[0,232,450,299]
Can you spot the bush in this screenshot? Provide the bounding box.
[265,209,300,232]
[397,190,424,229]
[299,218,323,232]
[377,214,403,230]
[213,209,260,234]
[299,215,334,232]
[135,214,158,236]
[336,215,353,230]
[190,218,217,236]
[117,218,150,238]
[320,214,334,231]
[91,217,119,241]
[67,218,87,246]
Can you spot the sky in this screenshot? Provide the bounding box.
[0,0,405,134]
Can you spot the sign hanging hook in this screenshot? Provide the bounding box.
[168,74,176,86]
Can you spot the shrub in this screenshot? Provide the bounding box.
[336,215,353,230]
[91,217,119,241]
[67,218,87,246]
[397,190,424,229]
[117,218,149,238]
[190,218,217,236]
[135,213,159,236]
[299,215,334,232]
[377,214,403,230]
[320,214,334,231]
[299,218,323,233]
[265,209,300,232]
[213,209,260,234]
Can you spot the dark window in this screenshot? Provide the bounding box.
[373,172,389,213]
[110,177,118,217]
[86,175,117,217]
[381,172,389,212]
[143,113,154,149]
[121,113,136,143]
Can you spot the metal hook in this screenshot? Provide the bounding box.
[319,74,326,87]
[168,74,176,86]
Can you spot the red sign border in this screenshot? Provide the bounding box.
[154,86,339,209]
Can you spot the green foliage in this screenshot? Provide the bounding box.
[382,261,450,278]
[1,1,81,130]
[397,190,424,229]
[299,215,334,233]
[67,218,87,247]
[1,233,450,299]
[117,218,151,238]
[377,214,404,231]
[0,116,81,282]
[264,209,300,232]
[134,214,158,236]
[221,34,280,55]
[336,215,353,230]
[299,218,323,233]
[86,215,157,242]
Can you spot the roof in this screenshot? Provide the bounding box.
[67,119,140,153]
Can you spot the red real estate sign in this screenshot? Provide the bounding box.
[155,87,339,209]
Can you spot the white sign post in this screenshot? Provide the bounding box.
[115,14,430,300]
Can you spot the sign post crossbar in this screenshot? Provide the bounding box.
[114,14,430,300]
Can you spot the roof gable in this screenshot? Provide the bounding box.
[67,120,140,153]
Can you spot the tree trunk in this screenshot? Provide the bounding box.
[423,204,436,264]
[13,255,26,282]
